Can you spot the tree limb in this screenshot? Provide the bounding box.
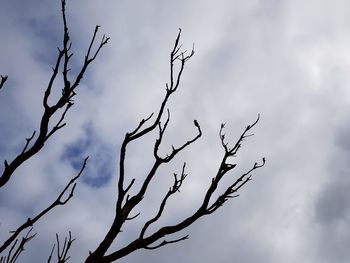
[0,158,87,254]
[0,228,36,263]
[0,75,8,90]
[97,116,264,262]
[140,163,187,238]
[0,0,108,188]
[47,232,75,263]
[85,30,264,263]
[85,29,197,263]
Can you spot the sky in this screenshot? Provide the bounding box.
[1,0,350,262]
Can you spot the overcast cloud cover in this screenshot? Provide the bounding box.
[1,0,350,262]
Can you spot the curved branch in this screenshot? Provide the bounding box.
[116,29,193,213]
[140,163,187,238]
[145,235,189,250]
[85,31,264,263]
[0,158,87,254]
[85,30,196,263]
[0,228,36,263]
[47,231,75,263]
[100,118,264,262]
[0,0,108,189]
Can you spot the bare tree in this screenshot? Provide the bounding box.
[84,29,265,263]
[0,0,265,262]
[0,0,108,189]
[0,0,107,260]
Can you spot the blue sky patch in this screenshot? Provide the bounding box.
[62,125,114,188]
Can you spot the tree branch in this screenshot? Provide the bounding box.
[140,163,187,238]
[21,131,36,154]
[85,29,196,263]
[0,0,108,189]
[0,228,36,263]
[47,232,75,263]
[0,158,88,254]
[0,75,8,90]
[83,28,264,263]
[144,235,189,250]
[201,114,262,211]
[99,117,264,262]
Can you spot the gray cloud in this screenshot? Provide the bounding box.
[1,0,350,262]
[312,119,350,263]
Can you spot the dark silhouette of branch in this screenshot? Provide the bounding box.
[0,158,87,255]
[0,75,8,90]
[47,232,75,263]
[85,29,198,263]
[0,228,36,263]
[140,163,188,238]
[0,0,108,188]
[85,30,264,263]
[98,117,264,263]
[1,1,266,262]
[144,235,189,250]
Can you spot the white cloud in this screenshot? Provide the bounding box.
[1,0,350,262]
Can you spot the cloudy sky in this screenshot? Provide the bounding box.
[1,0,350,262]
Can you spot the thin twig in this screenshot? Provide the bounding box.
[0,75,8,90]
[0,158,88,254]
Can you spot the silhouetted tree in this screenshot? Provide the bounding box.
[0,1,265,262]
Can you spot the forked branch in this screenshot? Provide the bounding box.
[85,29,198,263]
[140,163,188,238]
[0,228,36,263]
[85,30,264,263]
[47,232,75,263]
[0,158,87,255]
[97,115,264,262]
[0,75,8,90]
[0,0,108,188]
